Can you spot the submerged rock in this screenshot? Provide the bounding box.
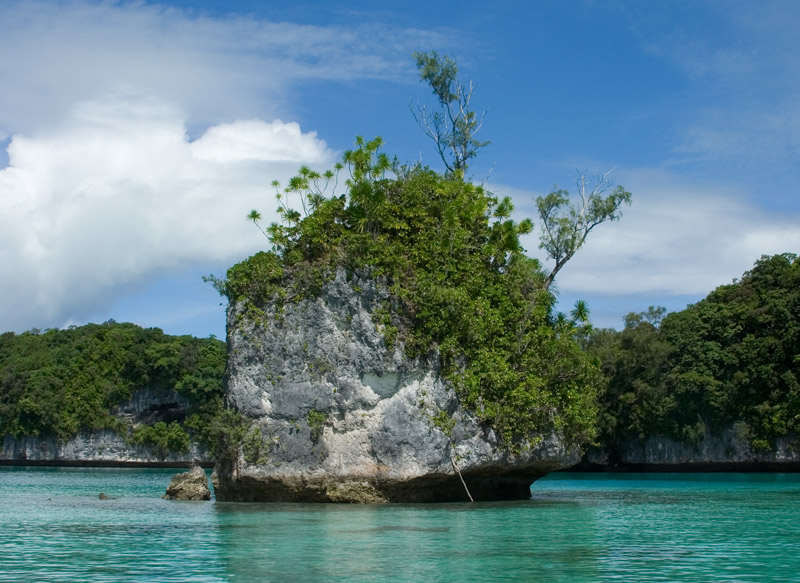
[213,269,579,503]
[163,465,211,500]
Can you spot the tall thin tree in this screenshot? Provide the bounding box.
[537,170,632,290]
[411,51,489,178]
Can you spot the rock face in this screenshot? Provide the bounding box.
[111,387,193,427]
[0,429,209,466]
[1,388,210,466]
[164,465,212,500]
[213,269,579,503]
[580,425,800,471]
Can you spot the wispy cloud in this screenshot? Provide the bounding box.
[0,0,451,135]
[622,1,800,182]
[500,167,800,298]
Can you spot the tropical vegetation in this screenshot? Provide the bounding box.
[589,253,800,454]
[0,321,227,452]
[213,136,605,451]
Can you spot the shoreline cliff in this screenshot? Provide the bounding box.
[0,387,211,467]
[567,427,800,473]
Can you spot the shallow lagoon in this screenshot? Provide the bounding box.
[1,467,799,582]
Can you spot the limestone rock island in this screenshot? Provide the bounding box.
[213,269,577,502]
[211,139,602,502]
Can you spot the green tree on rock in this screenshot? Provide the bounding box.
[537,170,632,290]
[412,50,489,178]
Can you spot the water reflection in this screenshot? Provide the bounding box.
[535,473,800,582]
[212,499,601,583]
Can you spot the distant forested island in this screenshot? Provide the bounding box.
[0,322,227,460]
[586,252,799,466]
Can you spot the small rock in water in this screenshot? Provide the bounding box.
[98,493,115,500]
[163,465,211,500]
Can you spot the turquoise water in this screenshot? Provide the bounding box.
[1,469,799,582]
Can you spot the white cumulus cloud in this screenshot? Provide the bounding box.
[191,120,330,164]
[0,95,333,332]
[0,0,458,333]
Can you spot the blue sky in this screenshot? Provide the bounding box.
[1,0,799,339]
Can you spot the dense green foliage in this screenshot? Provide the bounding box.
[589,254,800,453]
[589,307,672,447]
[219,137,603,449]
[0,321,226,448]
[129,420,191,456]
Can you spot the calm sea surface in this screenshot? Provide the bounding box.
[1,468,799,582]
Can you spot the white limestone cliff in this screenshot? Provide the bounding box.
[213,269,579,502]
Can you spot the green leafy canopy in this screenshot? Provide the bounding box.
[216,137,603,450]
[589,254,800,453]
[0,321,227,448]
